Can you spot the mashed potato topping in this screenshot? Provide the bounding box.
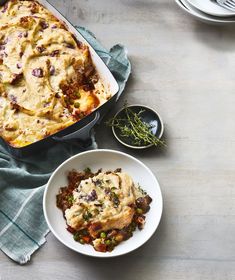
[65,172,138,232]
[0,0,111,147]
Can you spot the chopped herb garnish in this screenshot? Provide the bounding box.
[83,211,92,221]
[137,184,147,195]
[67,195,75,204]
[73,232,80,241]
[95,200,104,207]
[110,192,120,208]
[84,167,91,173]
[94,203,103,207]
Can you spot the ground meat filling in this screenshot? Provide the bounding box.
[56,168,152,252]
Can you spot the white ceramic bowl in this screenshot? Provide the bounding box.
[43,149,163,257]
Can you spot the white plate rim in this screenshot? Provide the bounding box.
[187,0,235,17]
[175,0,235,23]
[43,149,163,258]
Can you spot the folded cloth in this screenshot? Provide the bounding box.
[0,26,131,264]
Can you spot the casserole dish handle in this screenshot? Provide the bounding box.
[52,111,100,144]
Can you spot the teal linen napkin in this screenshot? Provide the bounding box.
[0,26,131,264]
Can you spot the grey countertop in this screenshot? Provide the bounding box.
[1,0,235,279]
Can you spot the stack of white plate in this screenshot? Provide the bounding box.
[175,0,235,24]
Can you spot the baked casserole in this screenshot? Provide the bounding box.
[0,0,112,148]
[57,168,152,252]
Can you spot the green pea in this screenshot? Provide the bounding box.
[100,232,106,238]
[79,239,85,244]
[76,92,81,98]
[105,239,111,245]
[74,101,80,108]
[136,208,143,214]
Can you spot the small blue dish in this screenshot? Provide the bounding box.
[112,104,164,149]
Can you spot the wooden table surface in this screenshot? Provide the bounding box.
[1,0,235,279]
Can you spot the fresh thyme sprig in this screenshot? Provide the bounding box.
[106,104,166,147]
